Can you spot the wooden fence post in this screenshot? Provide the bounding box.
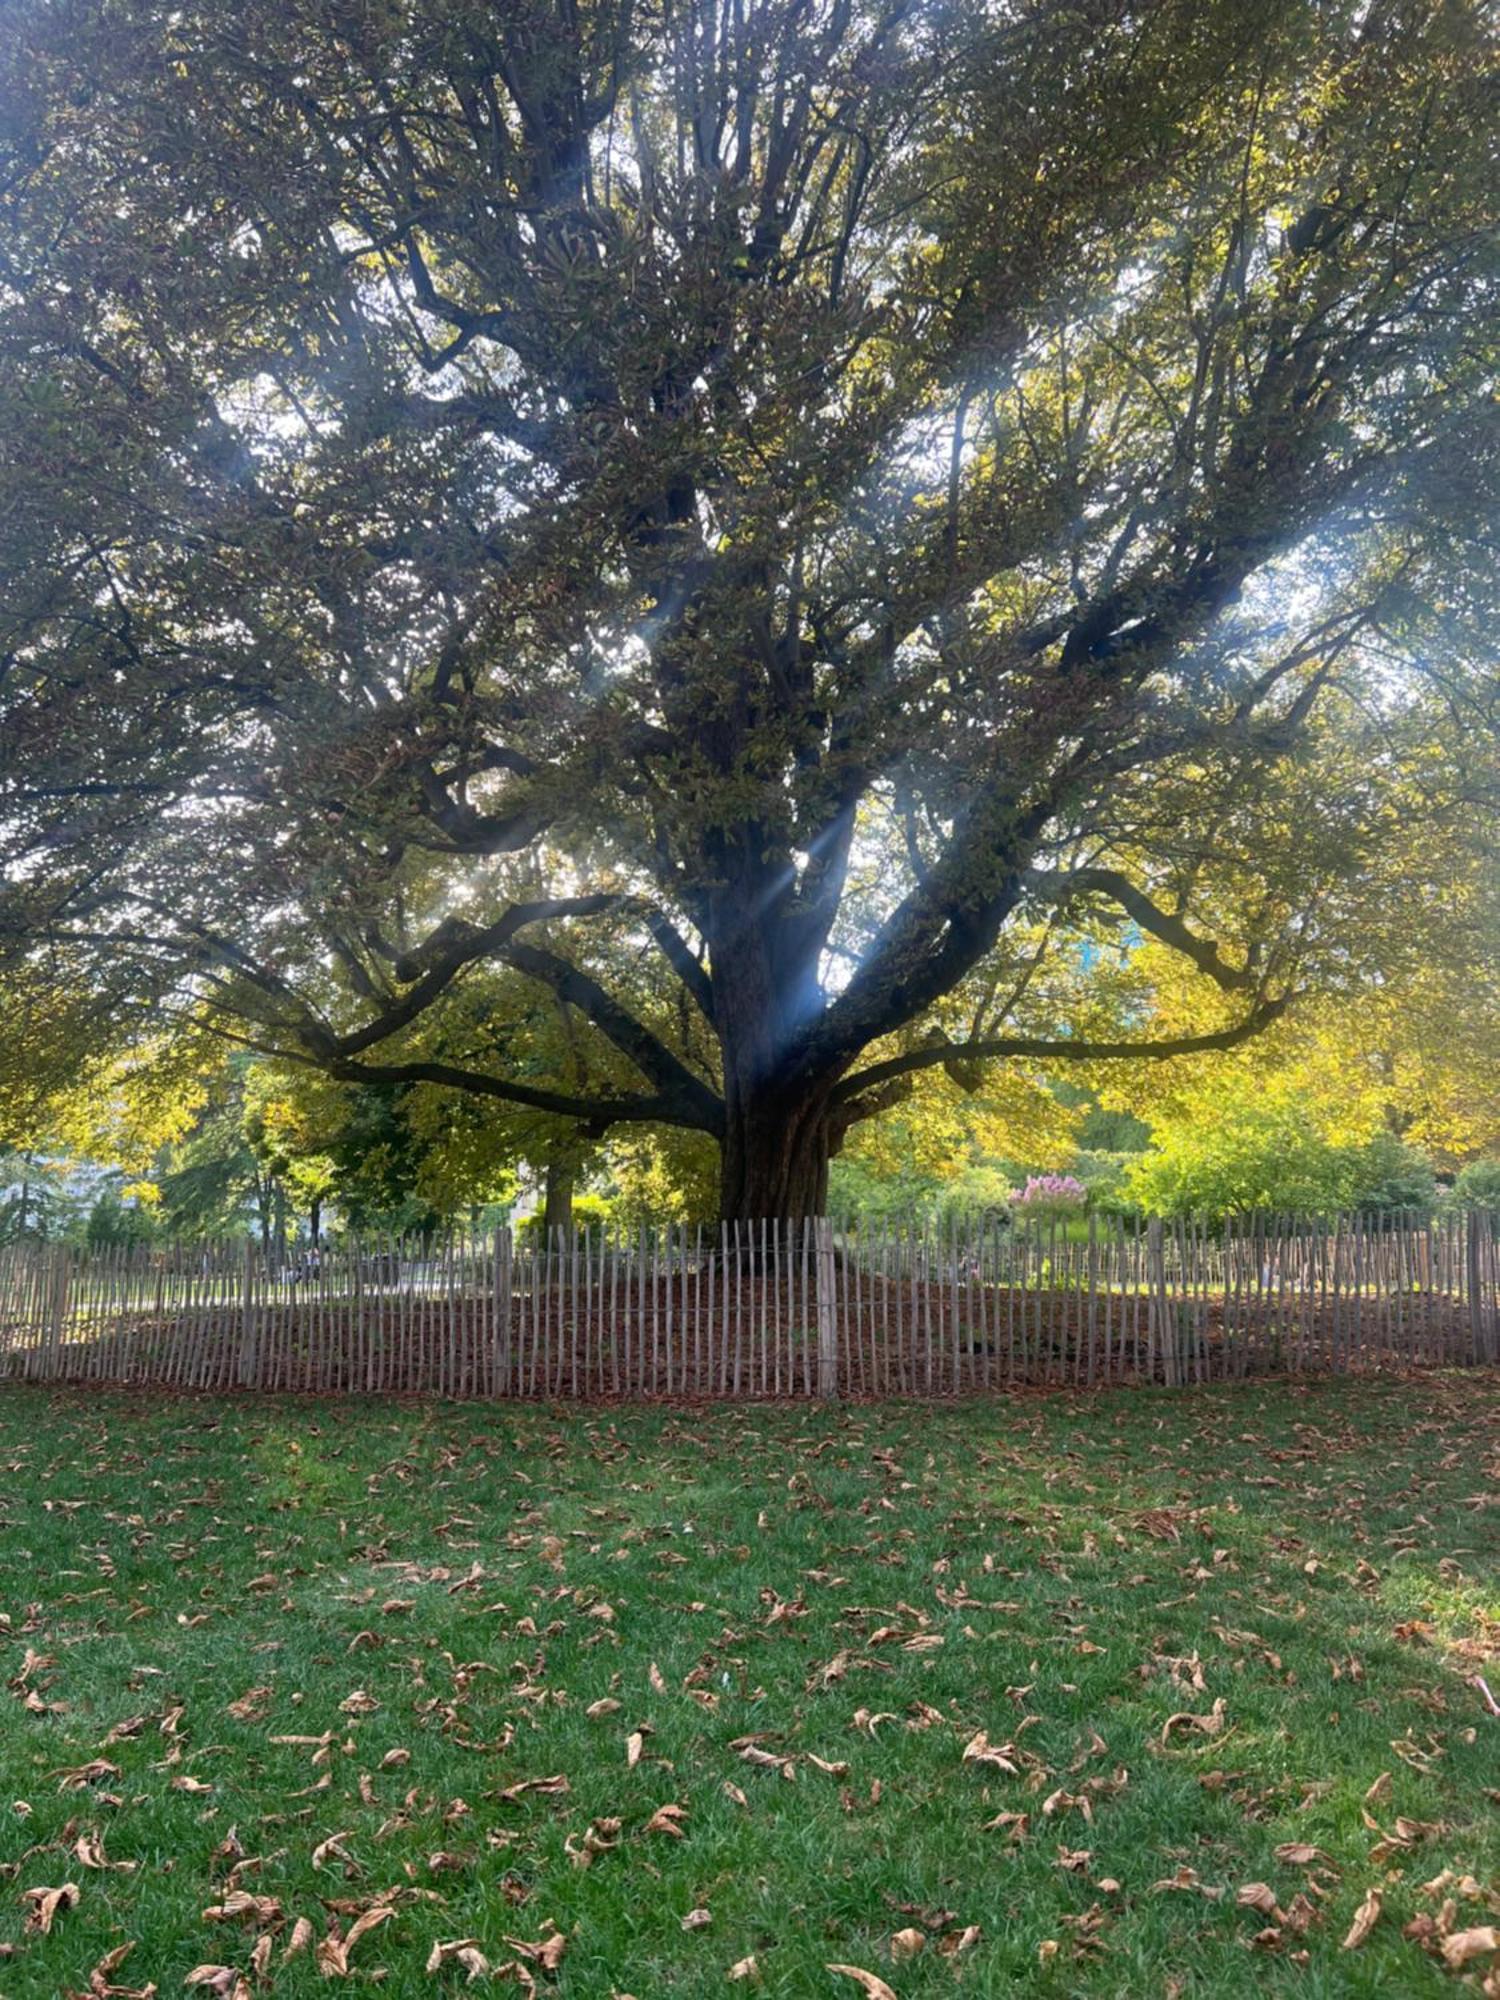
[494,1226,513,1395]
[815,1217,839,1398]
[238,1238,259,1389]
[1147,1218,1176,1387]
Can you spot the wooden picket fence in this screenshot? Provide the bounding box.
[0,1211,1496,1399]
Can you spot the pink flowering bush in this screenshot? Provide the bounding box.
[1007,1173,1088,1217]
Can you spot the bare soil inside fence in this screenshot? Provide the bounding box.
[20,1275,1483,1396]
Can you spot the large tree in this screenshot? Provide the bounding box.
[1,0,1495,1220]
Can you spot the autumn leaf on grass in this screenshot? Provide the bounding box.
[805,1755,849,1779]
[311,1831,361,1874]
[1160,1699,1227,1746]
[426,1939,493,1981]
[226,1688,272,1722]
[54,1759,121,1791]
[826,1966,899,2000]
[183,1970,251,1999]
[1341,1888,1381,1950]
[22,1881,79,1933]
[1151,1867,1224,1901]
[565,1817,622,1867]
[504,1928,567,1970]
[1273,1842,1336,1870]
[738,1742,796,1780]
[726,1957,760,1982]
[73,1940,156,2000]
[938,1927,982,1957]
[889,1928,924,1962]
[961,1731,1019,1775]
[317,1906,394,1976]
[1041,1788,1093,1824]
[75,1830,136,1872]
[201,1891,284,1927]
[644,1802,689,1838]
[495,1775,570,1804]
[1441,1928,1498,1971]
[1237,1885,1283,1919]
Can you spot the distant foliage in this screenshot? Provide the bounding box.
[1126,1106,1436,1221]
[1452,1158,1500,1211]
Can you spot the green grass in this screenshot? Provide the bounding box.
[0,1378,1497,1998]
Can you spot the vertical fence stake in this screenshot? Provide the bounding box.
[815,1217,838,1398]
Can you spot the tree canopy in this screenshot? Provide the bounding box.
[1,0,1496,1220]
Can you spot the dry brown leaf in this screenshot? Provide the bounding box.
[504,1929,566,1970]
[1341,1887,1381,1950]
[285,1917,315,1957]
[1151,1866,1224,1900]
[725,1957,759,1982]
[1441,1927,1498,1971]
[1237,1884,1282,1918]
[937,1925,982,1957]
[75,1831,135,1873]
[226,1688,271,1723]
[626,1731,645,1768]
[565,1817,622,1867]
[826,1966,899,2000]
[644,1802,689,1838]
[889,1928,924,1962]
[681,1909,713,1932]
[183,1972,250,1999]
[426,1939,492,1981]
[201,1891,283,1927]
[1160,1699,1227,1746]
[1274,1842,1335,1869]
[311,1831,359,1873]
[496,1775,570,1804]
[378,1747,411,1771]
[54,1759,121,1790]
[738,1744,796,1780]
[344,1905,395,1956]
[961,1731,1019,1775]
[587,1698,622,1719]
[22,1881,80,1933]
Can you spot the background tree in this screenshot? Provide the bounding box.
[1,0,1495,1221]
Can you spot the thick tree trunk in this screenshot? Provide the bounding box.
[705,860,850,1224]
[542,1161,574,1238]
[711,939,843,1222]
[718,1085,836,1222]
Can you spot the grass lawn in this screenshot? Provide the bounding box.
[0,1379,1497,1998]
